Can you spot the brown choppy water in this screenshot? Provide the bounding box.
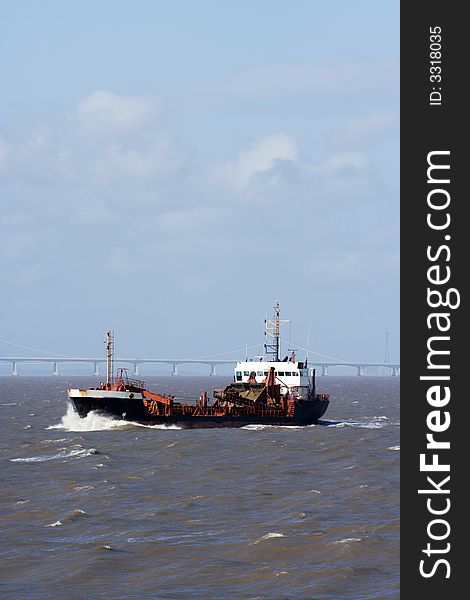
[0,376,399,599]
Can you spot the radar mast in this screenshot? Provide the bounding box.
[264,301,289,361]
[105,330,114,387]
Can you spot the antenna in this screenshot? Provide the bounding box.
[264,301,289,361]
[306,316,312,363]
[105,330,114,387]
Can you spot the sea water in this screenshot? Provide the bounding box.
[0,376,399,599]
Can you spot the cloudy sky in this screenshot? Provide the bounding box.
[0,1,399,372]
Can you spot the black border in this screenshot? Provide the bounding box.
[401,3,467,596]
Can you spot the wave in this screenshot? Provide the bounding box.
[253,532,285,544]
[49,404,181,432]
[45,509,87,528]
[242,424,304,431]
[321,419,389,429]
[10,447,98,463]
[45,520,62,527]
[48,404,131,432]
[132,423,181,430]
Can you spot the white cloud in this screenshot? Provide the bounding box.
[0,89,396,357]
[212,133,298,188]
[75,90,159,137]
[314,152,370,176]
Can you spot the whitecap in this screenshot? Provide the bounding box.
[132,423,181,430]
[242,424,303,430]
[45,520,62,527]
[388,445,400,451]
[326,420,387,429]
[253,532,285,544]
[10,447,97,463]
[66,509,87,520]
[334,537,362,544]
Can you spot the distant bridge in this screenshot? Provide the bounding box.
[0,357,400,377]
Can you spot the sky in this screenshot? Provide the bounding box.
[0,1,399,373]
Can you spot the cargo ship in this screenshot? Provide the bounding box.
[67,303,330,428]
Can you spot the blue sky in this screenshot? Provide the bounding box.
[0,1,399,371]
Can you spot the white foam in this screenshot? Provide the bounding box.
[334,537,362,544]
[388,445,400,451]
[10,447,97,463]
[326,420,388,429]
[49,404,131,432]
[132,423,181,430]
[49,403,181,432]
[242,424,303,430]
[253,532,285,544]
[45,520,62,527]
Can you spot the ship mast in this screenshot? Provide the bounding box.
[105,330,114,387]
[264,301,289,361]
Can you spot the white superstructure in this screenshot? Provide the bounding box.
[233,301,314,400]
[234,357,312,399]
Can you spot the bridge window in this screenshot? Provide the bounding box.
[278,371,285,376]
[293,371,299,376]
[256,371,264,376]
[285,372,292,376]
[243,371,250,376]
[264,371,268,376]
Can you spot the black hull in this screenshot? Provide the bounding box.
[69,396,329,429]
